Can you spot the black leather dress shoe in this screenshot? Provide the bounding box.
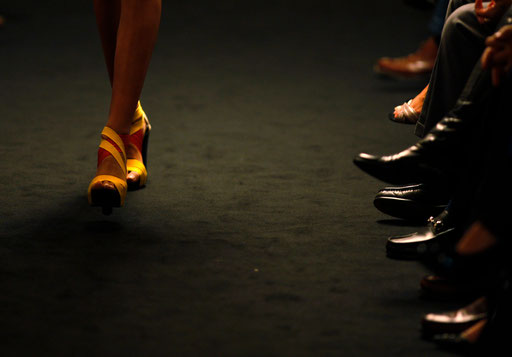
[386,209,457,260]
[374,183,449,221]
[353,117,465,185]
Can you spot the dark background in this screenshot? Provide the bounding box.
[1,1,460,356]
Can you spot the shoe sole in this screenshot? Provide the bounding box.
[374,196,446,221]
[386,227,457,261]
[387,111,417,125]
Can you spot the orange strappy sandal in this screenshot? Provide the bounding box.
[127,101,151,190]
[88,126,129,215]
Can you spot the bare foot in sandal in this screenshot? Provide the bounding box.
[390,84,429,124]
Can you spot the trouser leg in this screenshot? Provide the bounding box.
[415,2,494,137]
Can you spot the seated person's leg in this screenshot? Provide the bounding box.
[390,0,475,123]
[416,2,495,137]
[354,58,495,186]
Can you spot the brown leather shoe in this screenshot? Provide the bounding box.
[422,297,487,338]
[374,37,437,79]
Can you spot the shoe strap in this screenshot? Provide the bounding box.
[102,126,126,152]
[131,101,152,135]
[131,101,145,132]
[99,126,127,176]
[89,175,127,191]
[127,159,148,186]
[130,113,146,135]
[402,101,419,120]
[133,101,144,120]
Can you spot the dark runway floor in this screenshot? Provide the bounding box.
[1,1,462,356]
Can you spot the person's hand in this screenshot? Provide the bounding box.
[481,25,512,85]
[475,0,512,25]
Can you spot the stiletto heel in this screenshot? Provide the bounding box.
[88,126,128,214]
[127,102,151,190]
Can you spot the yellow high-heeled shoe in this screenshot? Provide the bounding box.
[127,101,151,190]
[88,126,128,214]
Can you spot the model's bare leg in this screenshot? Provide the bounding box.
[108,0,160,133]
[93,0,121,86]
[91,0,161,194]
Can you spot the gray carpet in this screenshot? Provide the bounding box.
[1,1,463,356]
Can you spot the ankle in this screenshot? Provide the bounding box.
[104,123,130,136]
